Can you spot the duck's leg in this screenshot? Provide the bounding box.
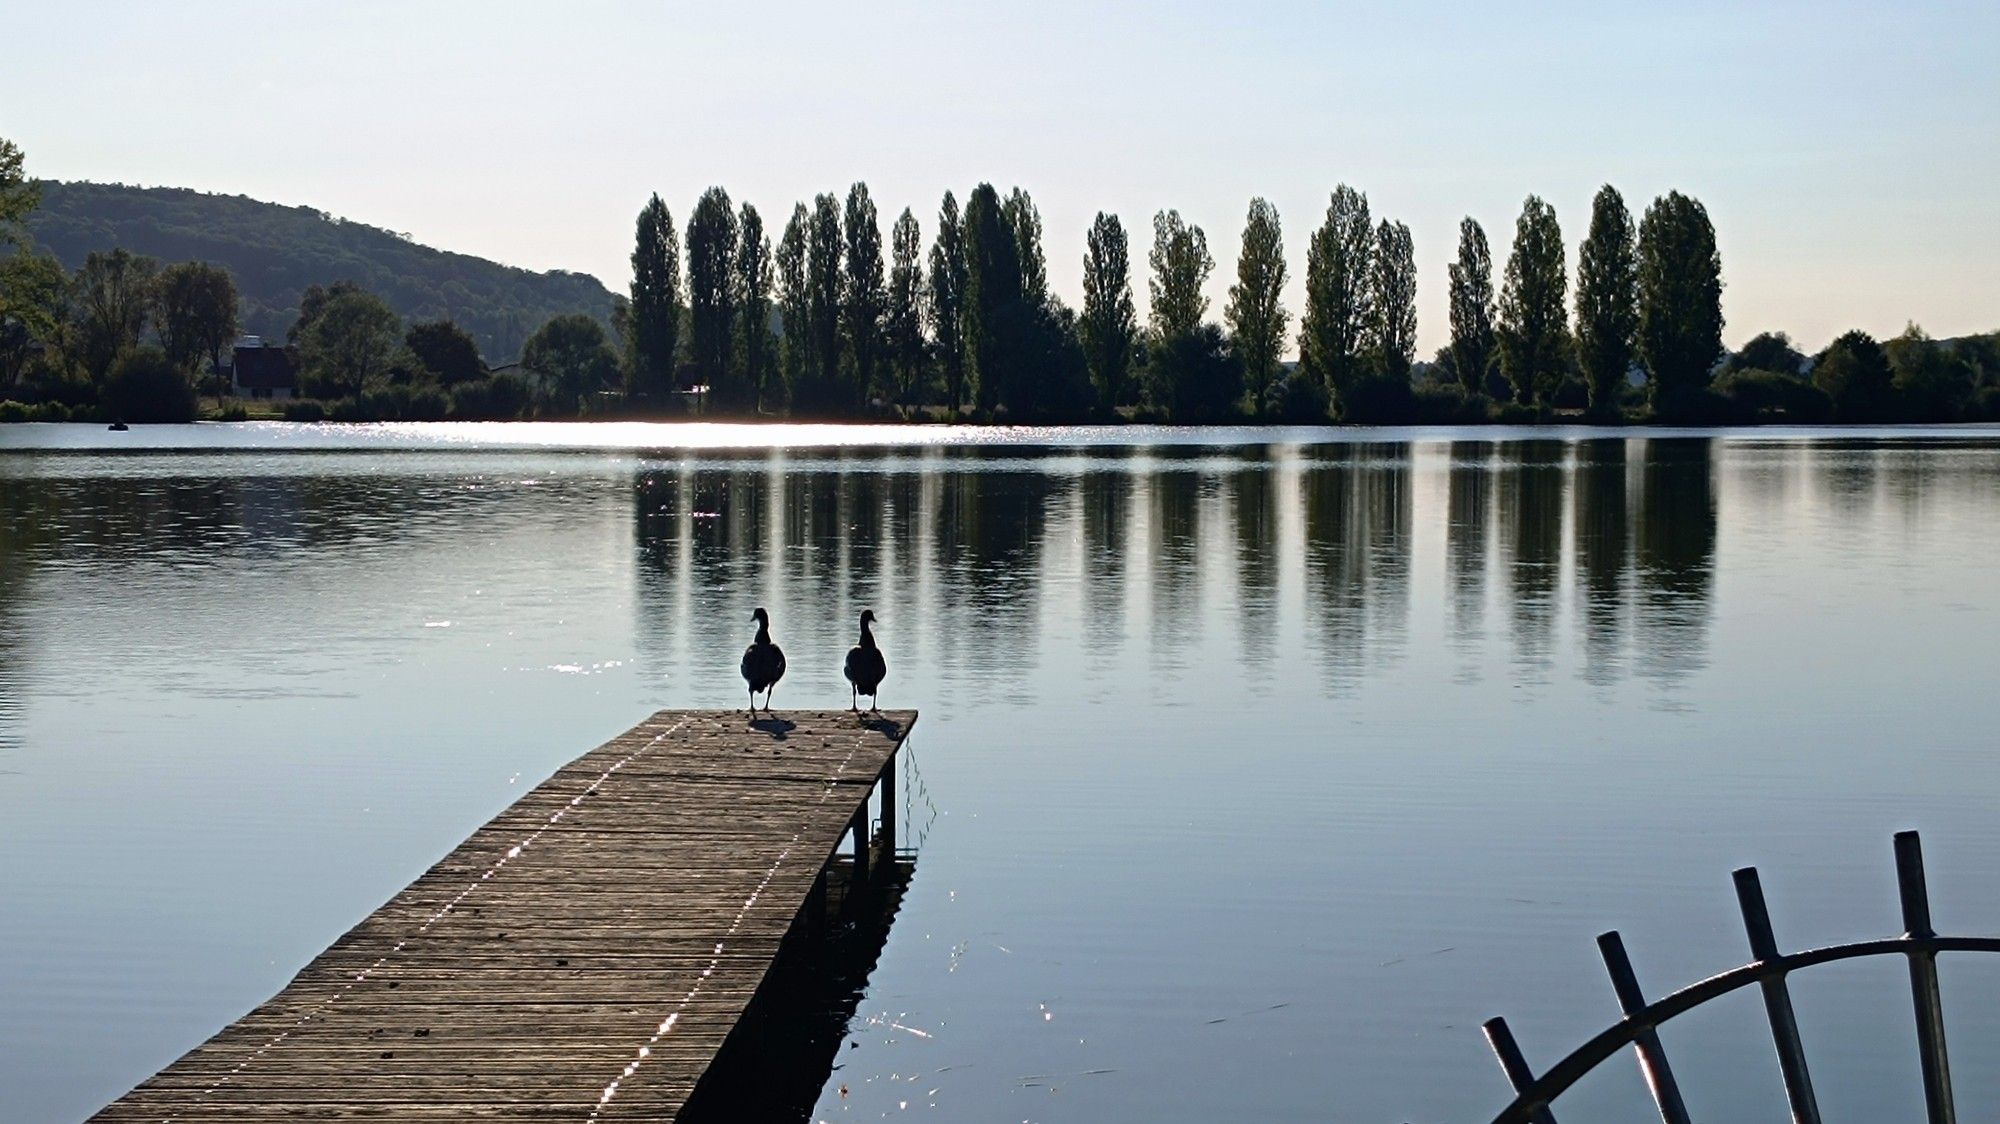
[748,686,755,715]
[850,683,858,713]
[765,682,776,713]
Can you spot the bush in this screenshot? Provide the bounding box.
[1268,371,1330,424]
[282,399,327,423]
[1971,385,2000,423]
[1650,384,1733,425]
[0,401,29,423]
[1410,382,1496,425]
[449,373,531,420]
[1714,369,1833,423]
[1492,400,1541,425]
[308,384,455,423]
[101,346,198,423]
[25,401,72,423]
[214,402,250,422]
[327,398,372,422]
[1550,377,1590,411]
[1145,324,1240,423]
[20,355,96,408]
[1338,375,1417,423]
[377,384,449,422]
[407,384,450,421]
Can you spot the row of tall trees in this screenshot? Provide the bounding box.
[1442,187,1724,419]
[614,180,1737,423]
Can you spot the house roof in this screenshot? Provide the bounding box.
[233,346,296,390]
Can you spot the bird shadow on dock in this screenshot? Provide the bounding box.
[677,853,916,1123]
[856,714,903,738]
[748,715,797,740]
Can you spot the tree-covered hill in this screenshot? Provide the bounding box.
[23,182,615,361]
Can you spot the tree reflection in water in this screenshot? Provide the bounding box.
[621,436,1719,720]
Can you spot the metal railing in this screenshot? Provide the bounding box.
[1483,831,2000,1124]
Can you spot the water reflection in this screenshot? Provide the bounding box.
[1079,455,1134,676]
[1147,466,1206,679]
[1572,439,1630,687]
[1228,448,1282,687]
[0,507,27,756]
[615,437,1717,703]
[1634,439,1716,692]
[1446,442,1494,681]
[1294,445,1413,692]
[1497,440,1565,685]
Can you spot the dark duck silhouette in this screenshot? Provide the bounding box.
[843,609,887,713]
[740,607,786,714]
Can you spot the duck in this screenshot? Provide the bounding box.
[740,607,785,714]
[843,609,887,714]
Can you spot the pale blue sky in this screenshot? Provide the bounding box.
[6,0,1996,352]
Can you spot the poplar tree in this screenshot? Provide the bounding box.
[842,182,884,407]
[1497,195,1569,405]
[1369,219,1417,382]
[629,194,680,399]
[1575,185,1638,416]
[1298,184,1374,409]
[927,191,969,412]
[1447,217,1496,395]
[775,203,808,401]
[734,202,775,411]
[962,183,1022,411]
[802,193,844,411]
[1080,211,1137,410]
[1148,209,1211,341]
[1149,209,1235,419]
[685,186,738,404]
[1637,190,1724,411]
[1004,188,1048,308]
[886,207,927,405]
[1225,198,1288,415]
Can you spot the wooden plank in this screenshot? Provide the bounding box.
[90,709,915,1123]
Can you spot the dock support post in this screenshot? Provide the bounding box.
[881,752,897,856]
[851,802,870,885]
[807,868,827,937]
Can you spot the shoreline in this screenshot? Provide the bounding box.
[3,418,1996,458]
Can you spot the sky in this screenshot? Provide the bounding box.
[6,0,1997,354]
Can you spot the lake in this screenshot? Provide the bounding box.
[5,422,2000,1123]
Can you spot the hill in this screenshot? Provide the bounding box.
[23,182,616,362]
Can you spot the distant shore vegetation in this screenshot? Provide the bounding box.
[2,136,1996,426]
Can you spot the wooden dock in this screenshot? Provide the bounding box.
[91,709,917,1123]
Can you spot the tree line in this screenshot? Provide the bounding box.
[4,130,1997,425]
[611,179,2000,425]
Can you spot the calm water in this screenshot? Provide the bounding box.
[5,422,2000,1123]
